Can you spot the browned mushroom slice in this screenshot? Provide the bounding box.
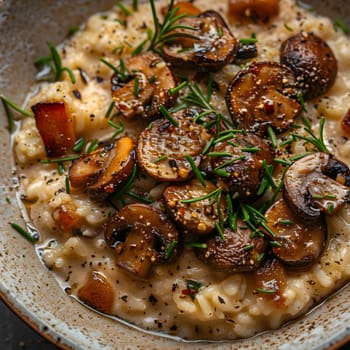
[78,270,115,314]
[195,219,267,273]
[280,31,337,100]
[163,180,225,235]
[104,204,180,279]
[111,52,177,119]
[226,62,301,136]
[162,11,238,71]
[264,199,326,267]
[254,258,286,305]
[69,137,135,200]
[228,0,279,21]
[32,102,76,157]
[210,132,274,201]
[137,108,211,182]
[52,203,84,237]
[283,152,350,222]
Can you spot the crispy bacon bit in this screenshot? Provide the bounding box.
[32,102,75,157]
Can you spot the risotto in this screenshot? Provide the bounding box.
[12,0,350,341]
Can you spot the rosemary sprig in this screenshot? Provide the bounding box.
[159,104,179,126]
[185,155,206,187]
[179,187,222,204]
[100,57,129,82]
[148,0,198,53]
[107,119,125,138]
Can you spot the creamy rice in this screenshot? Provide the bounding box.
[14,0,350,341]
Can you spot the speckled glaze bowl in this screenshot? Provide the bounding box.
[0,1,350,349]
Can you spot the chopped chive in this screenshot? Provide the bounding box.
[185,155,206,187]
[164,241,178,260]
[273,158,291,166]
[58,162,65,175]
[125,191,153,204]
[105,101,116,118]
[133,76,140,97]
[132,0,138,11]
[86,139,99,153]
[214,133,235,144]
[239,37,258,44]
[179,187,221,204]
[257,177,269,196]
[229,211,238,232]
[214,222,225,241]
[278,219,293,226]
[279,136,296,147]
[241,146,260,153]
[201,138,214,155]
[334,18,349,34]
[270,240,282,248]
[169,81,187,95]
[267,126,277,148]
[298,92,307,112]
[72,137,87,153]
[40,155,80,164]
[262,160,277,189]
[240,203,250,222]
[214,168,231,177]
[207,152,232,157]
[284,23,293,31]
[260,221,276,238]
[65,176,71,194]
[217,26,223,37]
[255,287,276,294]
[159,104,179,126]
[243,244,254,251]
[324,193,337,199]
[117,2,131,16]
[0,95,34,118]
[327,204,334,215]
[100,57,129,81]
[312,195,324,200]
[257,252,265,262]
[154,155,168,163]
[290,152,312,162]
[168,103,187,113]
[10,223,38,243]
[111,164,138,204]
[186,242,208,249]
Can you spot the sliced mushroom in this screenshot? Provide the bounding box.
[162,11,238,71]
[228,0,279,21]
[236,41,258,60]
[254,257,286,305]
[78,270,115,314]
[283,152,350,222]
[210,132,274,201]
[280,31,338,100]
[32,102,76,157]
[69,137,135,200]
[226,61,302,136]
[137,107,211,182]
[111,52,177,119]
[163,179,226,235]
[195,219,267,273]
[264,198,326,267]
[104,204,181,279]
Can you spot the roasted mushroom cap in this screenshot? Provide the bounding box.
[264,199,327,267]
[32,102,76,157]
[254,257,286,305]
[163,179,226,235]
[104,204,180,279]
[226,61,302,136]
[69,137,135,200]
[137,107,211,182]
[111,52,177,119]
[162,11,238,71]
[210,132,275,201]
[280,31,338,100]
[196,219,267,273]
[283,152,350,223]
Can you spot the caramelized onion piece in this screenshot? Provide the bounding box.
[226,61,301,136]
[196,219,267,273]
[254,258,286,305]
[264,199,326,267]
[161,1,201,16]
[32,102,75,157]
[280,31,338,100]
[111,52,177,119]
[78,270,115,314]
[283,152,350,223]
[162,11,238,71]
[163,180,226,235]
[210,132,274,201]
[69,137,135,200]
[137,108,211,182]
[104,204,180,280]
[228,0,279,20]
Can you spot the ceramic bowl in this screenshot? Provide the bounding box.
[0,0,349,349]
